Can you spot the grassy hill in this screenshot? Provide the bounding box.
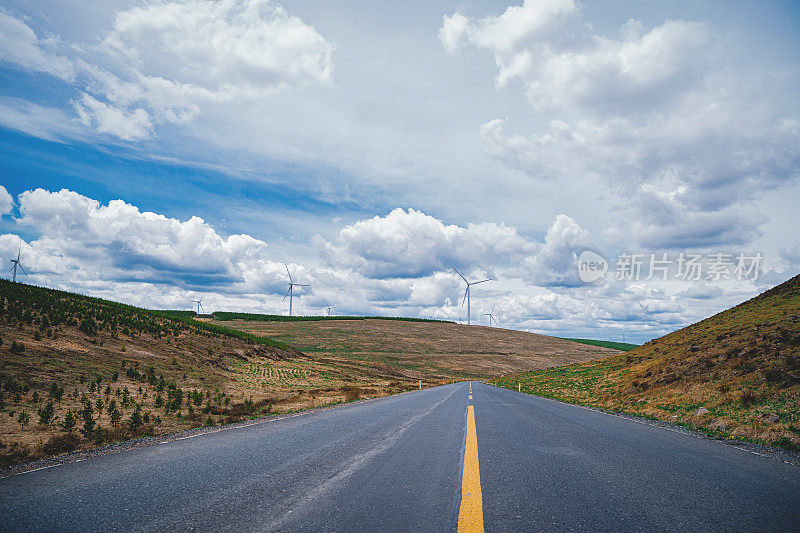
[211,318,619,379]
[0,280,617,468]
[497,274,800,450]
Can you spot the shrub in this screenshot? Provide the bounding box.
[40,433,81,456]
[9,341,24,354]
[0,440,32,468]
[205,416,215,426]
[341,386,361,402]
[740,389,758,406]
[79,317,98,336]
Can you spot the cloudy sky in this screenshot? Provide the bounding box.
[1,0,798,343]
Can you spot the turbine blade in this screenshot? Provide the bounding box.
[283,287,291,301]
[452,267,468,283]
[285,263,293,283]
[18,264,28,276]
[461,287,468,306]
[471,279,492,285]
[296,284,310,287]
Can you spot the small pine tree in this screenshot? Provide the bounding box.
[49,382,64,402]
[31,390,40,403]
[93,426,104,445]
[110,406,122,428]
[62,410,76,432]
[82,409,95,438]
[129,405,143,429]
[96,398,104,412]
[18,410,30,430]
[38,401,54,425]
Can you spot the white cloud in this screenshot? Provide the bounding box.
[74,93,153,140]
[521,214,592,287]
[104,0,333,95]
[445,3,800,250]
[0,12,75,80]
[0,2,334,140]
[14,188,284,290]
[0,185,12,216]
[313,208,536,278]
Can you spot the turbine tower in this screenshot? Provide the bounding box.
[192,296,204,315]
[482,305,498,327]
[284,264,310,317]
[453,267,492,326]
[9,244,27,283]
[323,298,333,316]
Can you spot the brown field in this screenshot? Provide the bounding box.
[211,318,618,380]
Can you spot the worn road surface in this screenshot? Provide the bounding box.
[1,382,798,532]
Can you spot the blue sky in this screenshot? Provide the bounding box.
[1,0,799,343]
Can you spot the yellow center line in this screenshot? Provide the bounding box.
[458,404,484,533]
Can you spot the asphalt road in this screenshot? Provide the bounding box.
[1,382,798,532]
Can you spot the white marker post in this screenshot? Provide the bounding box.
[418,380,422,390]
[518,382,521,392]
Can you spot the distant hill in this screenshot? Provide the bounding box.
[213,318,620,379]
[498,274,800,450]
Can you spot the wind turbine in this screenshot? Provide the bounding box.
[453,267,492,326]
[482,304,498,327]
[9,244,27,283]
[323,298,333,316]
[284,264,310,317]
[192,296,204,315]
